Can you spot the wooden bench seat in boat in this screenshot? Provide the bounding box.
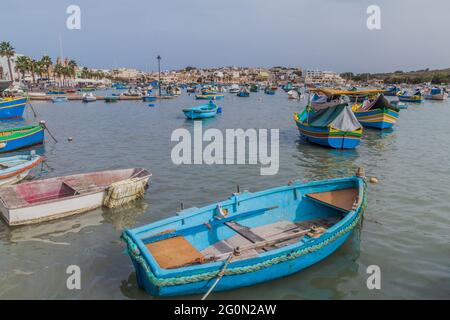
[306,188,358,212]
[146,217,343,268]
[145,236,205,269]
[62,179,105,194]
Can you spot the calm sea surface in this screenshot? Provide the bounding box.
[0,90,449,299]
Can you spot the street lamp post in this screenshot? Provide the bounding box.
[157,55,161,96]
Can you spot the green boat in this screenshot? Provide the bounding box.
[105,96,119,102]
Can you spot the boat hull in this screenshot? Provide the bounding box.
[133,231,352,296]
[0,97,27,119]
[0,154,44,186]
[183,110,217,119]
[0,126,45,153]
[195,94,224,100]
[424,93,448,100]
[355,108,399,129]
[398,95,422,102]
[294,114,362,149]
[122,176,366,297]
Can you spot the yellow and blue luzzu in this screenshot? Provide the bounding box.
[353,94,400,130]
[294,104,363,149]
[122,172,367,297]
[0,96,27,119]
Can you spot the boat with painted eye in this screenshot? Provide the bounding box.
[294,104,363,149]
[0,96,27,119]
[0,152,44,186]
[0,168,151,226]
[0,124,45,153]
[353,94,400,129]
[121,169,367,297]
[183,101,219,119]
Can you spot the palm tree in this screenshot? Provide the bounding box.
[40,55,52,79]
[53,63,64,85]
[67,59,77,80]
[0,41,16,81]
[15,55,31,81]
[29,59,40,84]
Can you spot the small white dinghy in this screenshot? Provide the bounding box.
[0,168,151,226]
[82,93,97,102]
[0,152,44,186]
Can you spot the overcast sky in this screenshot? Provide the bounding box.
[2,0,449,73]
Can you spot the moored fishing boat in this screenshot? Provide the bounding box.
[0,168,151,226]
[0,124,45,153]
[424,87,448,100]
[294,104,363,149]
[121,169,367,297]
[51,96,68,103]
[183,101,219,119]
[397,89,422,102]
[0,96,27,119]
[250,84,259,92]
[195,93,224,100]
[353,94,400,129]
[282,82,293,92]
[287,89,300,100]
[105,96,119,102]
[228,84,240,94]
[82,93,97,102]
[383,85,400,96]
[237,87,250,97]
[0,152,44,186]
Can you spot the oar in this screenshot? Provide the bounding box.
[201,252,234,300]
[39,120,58,143]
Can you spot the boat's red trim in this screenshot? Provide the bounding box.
[0,156,44,179]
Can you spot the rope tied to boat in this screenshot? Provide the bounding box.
[104,177,147,208]
[120,190,367,288]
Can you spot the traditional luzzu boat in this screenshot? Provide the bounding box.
[121,169,367,297]
[397,89,422,102]
[383,85,400,96]
[0,96,27,119]
[183,101,219,120]
[0,124,45,153]
[195,93,224,100]
[237,87,250,97]
[424,87,448,100]
[353,94,400,130]
[294,103,363,149]
[0,151,44,186]
[0,168,151,226]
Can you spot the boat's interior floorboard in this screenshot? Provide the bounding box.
[306,188,357,212]
[201,216,342,261]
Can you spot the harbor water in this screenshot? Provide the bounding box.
[0,91,449,299]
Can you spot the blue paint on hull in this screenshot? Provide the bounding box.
[0,129,45,153]
[0,97,27,119]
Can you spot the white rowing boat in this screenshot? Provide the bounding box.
[0,152,44,186]
[0,168,151,226]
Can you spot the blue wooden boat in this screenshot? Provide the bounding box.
[353,94,400,130]
[183,101,218,119]
[237,88,250,97]
[142,96,157,102]
[383,86,400,96]
[0,96,27,119]
[0,124,45,153]
[51,96,68,103]
[0,151,44,186]
[294,104,363,149]
[122,170,367,297]
[397,89,422,102]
